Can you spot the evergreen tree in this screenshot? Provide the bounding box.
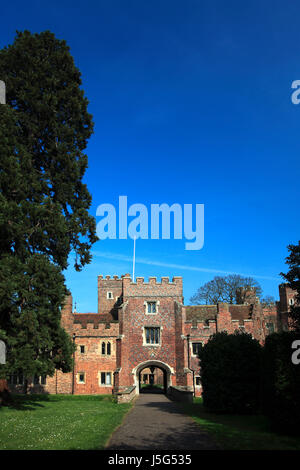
[0,31,97,384]
[281,241,300,331]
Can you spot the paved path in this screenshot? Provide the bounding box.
[106,393,219,450]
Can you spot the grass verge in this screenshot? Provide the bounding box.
[181,398,300,450]
[0,394,132,450]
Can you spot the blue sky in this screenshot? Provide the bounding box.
[2,1,300,310]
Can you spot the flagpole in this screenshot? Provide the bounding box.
[132,236,136,282]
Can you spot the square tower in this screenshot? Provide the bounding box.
[97,275,123,317]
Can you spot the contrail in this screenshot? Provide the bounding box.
[91,251,280,281]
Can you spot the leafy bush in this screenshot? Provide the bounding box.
[199,331,262,414]
[262,331,300,435]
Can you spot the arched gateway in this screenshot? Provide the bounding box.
[132,360,174,395]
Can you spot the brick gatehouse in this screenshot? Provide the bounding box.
[8,274,295,399]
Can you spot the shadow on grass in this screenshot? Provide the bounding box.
[1,393,114,411]
[1,394,50,411]
[179,399,300,450]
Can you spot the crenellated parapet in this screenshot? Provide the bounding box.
[122,275,183,300]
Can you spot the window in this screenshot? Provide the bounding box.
[192,343,202,356]
[80,345,85,354]
[107,291,113,299]
[101,341,112,355]
[77,372,85,384]
[144,327,160,345]
[31,375,46,386]
[147,302,157,314]
[195,376,201,387]
[289,298,295,306]
[100,372,112,386]
[8,373,23,385]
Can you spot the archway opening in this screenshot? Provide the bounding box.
[133,360,172,395]
[139,366,166,394]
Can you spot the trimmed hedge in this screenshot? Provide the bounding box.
[199,331,262,414]
[262,331,300,435]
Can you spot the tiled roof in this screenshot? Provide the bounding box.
[228,305,252,322]
[185,305,217,323]
[74,313,118,325]
[185,304,253,325]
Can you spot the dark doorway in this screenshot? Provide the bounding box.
[139,366,167,394]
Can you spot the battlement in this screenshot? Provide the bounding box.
[97,275,123,315]
[98,275,124,281]
[124,276,182,285]
[122,275,183,300]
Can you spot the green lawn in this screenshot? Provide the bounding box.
[181,398,300,450]
[0,394,132,450]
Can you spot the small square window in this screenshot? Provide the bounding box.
[107,292,113,299]
[192,343,202,356]
[78,373,85,384]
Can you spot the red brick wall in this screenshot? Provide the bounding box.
[98,275,123,315]
[116,276,185,390]
[14,275,293,397]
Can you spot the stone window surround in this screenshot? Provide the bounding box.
[8,374,46,385]
[77,372,85,384]
[101,340,114,356]
[35,375,46,385]
[142,326,162,346]
[191,341,203,357]
[98,371,113,386]
[144,300,160,315]
[195,376,201,387]
[107,291,114,300]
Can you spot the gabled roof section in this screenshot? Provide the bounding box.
[185,304,253,325]
[185,305,217,323]
[74,312,118,326]
[228,305,253,321]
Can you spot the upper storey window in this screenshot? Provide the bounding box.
[145,301,158,314]
[107,291,113,300]
[147,302,156,313]
[144,327,160,345]
[192,342,203,357]
[101,341,111,356]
